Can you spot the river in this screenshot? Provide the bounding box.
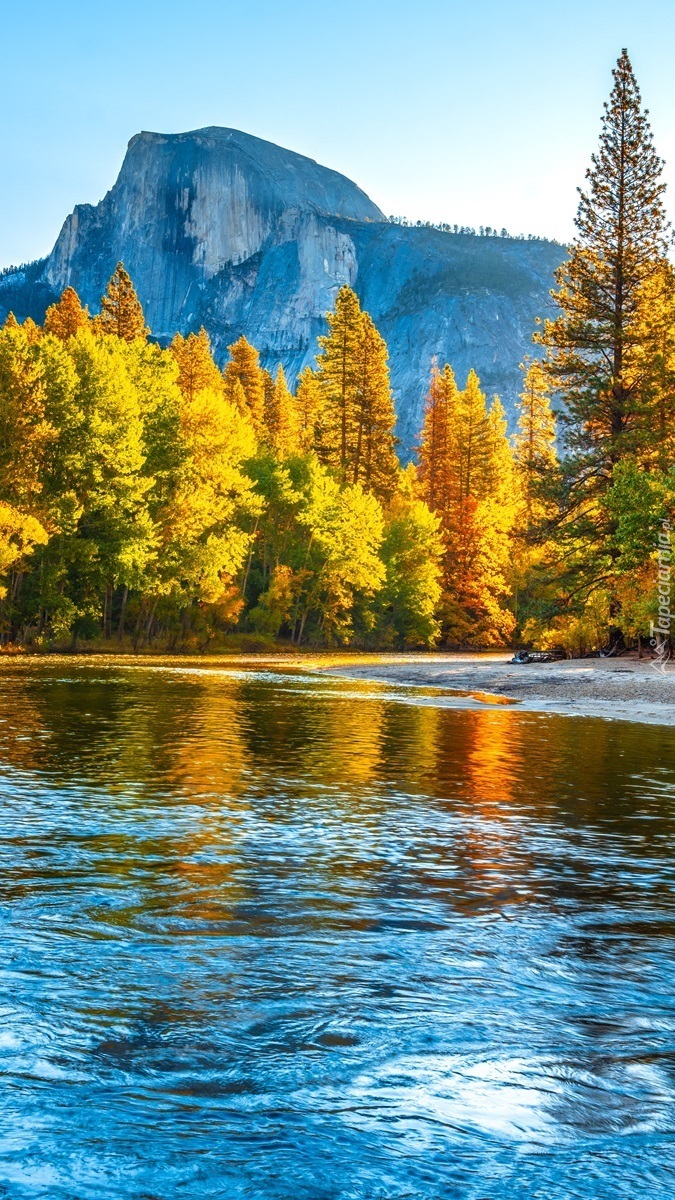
[0,659,673,1198]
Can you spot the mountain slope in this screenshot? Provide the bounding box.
[0,127,564,452]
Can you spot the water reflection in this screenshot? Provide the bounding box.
[0,659,673,1198]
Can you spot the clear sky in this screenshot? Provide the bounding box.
[3,0,675,268]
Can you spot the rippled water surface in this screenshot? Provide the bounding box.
[0,658,674,1199]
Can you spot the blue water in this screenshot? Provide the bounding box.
[0,659,674,1199]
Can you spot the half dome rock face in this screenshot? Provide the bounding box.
[1,126,564,453]
[43,128,384,340]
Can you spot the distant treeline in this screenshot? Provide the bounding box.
[386,215,564,244]
[0,260,43,280]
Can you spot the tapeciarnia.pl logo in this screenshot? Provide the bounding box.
[650,519,672,675]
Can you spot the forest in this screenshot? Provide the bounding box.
[0,50,673,655]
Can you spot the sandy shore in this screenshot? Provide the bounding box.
[322,653,675,726]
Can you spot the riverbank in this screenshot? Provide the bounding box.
[2,649,672,726]
[320,653,675,726]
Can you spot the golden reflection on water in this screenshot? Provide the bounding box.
[0,657,672,809]
[1,657,675,921]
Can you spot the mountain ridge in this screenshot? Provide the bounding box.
[0,126,564,452]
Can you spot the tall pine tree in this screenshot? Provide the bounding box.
[352,314,399,499]
[315,286,363,479]
[535,49,673,637]
[417,362,459,512]
[538,50,670,524]
[316,287,399,499]
[264,364,299,457]
[295,366,324,452]
[513,359,557,526]
[97,264,149,342]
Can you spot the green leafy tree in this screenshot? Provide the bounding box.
[246,453,385,644]
[375,465,442,646]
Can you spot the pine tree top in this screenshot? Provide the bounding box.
[171,327,223,399]
[98,263,149,342]
[575,48,670,263]
[44,287,90,340]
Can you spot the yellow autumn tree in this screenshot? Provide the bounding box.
[148,380,260,620]
[509,359,563,642]
[419,363,452,511]
[0,503,48,603]
[44,286,91,340]
[295,365,324,452]
[170,327,223,401]
[418,364,516,645]
[263,364,300,457]
[0,317,56,513]
[223,336,266,439]
[513,360,557,525]
[632,260,675,470]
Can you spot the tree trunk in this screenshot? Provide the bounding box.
[117,586,128,643]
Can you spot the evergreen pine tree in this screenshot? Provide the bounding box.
[418,363,460,512]
[352,314,400,500]
[315,285,364,480]
[485,395,515,499]
[97,263,149,341]
[457,369,492,500]
[316,287,399,498]
[418,362,446,512]
[533,49,674,638]
[538,49,670,499]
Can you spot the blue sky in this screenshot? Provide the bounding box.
[3,0,675,268]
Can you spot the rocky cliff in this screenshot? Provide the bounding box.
[0,127,564,452]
